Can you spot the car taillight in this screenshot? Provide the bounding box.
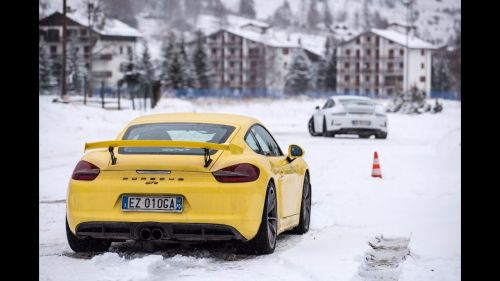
[212,163,260,183]
[72,161,100,181]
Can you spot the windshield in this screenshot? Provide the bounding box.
[119,123,235,155]
[338,99,374,106]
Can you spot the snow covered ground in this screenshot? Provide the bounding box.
[39,95,460,281]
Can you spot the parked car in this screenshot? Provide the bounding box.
[308,95,388,139]
[66,113,311,255]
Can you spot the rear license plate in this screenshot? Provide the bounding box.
[121,196,183,212]
[352,120,371,126]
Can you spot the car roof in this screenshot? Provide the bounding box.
[128,113,260,128]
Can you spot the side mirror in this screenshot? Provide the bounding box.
[315,106,320,110]
[287,144,304,162]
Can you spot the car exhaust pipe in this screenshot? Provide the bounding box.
[151,228,163,240]
[139,227,152,240]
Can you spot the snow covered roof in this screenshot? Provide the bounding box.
[340,28,436,50]
[42,11,142,38]
[370,29,436,49]
[215,27,325,58]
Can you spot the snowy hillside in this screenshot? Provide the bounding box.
[40,96,460,280]
[41,0,461,46]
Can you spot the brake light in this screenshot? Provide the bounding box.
[72,161,100,181]
[212,163,260,183]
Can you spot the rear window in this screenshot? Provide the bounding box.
[338,99,374,106]
[119,123,235,155]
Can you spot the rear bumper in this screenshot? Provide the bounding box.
[76,221,245,241]
[325,114,388,134]
[331,128,385,135]
[66,170,268,241]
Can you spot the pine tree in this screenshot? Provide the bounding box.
[307,0,320,29]
[179,35,196,89]
[314,39,332,91]
[285,53,310,96]
[239,0,256,19]
[161,33,191,94]
[270,0,293,27]
[323,1,333,27]
[361,0,371,31]
[325,50,337,91]
[136,41,156,84]
[39,39,52,94]
[192,31,213,89]
[67,37,87,94]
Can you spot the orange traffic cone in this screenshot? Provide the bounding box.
[372,151,382,178]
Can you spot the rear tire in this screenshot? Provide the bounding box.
[239,182,278,255]
[375,131,388,139]
[322,117,330,137]
[308,117,320,136]
[291,173,311,234]
[359,133,371,139]
[66,217,111,253]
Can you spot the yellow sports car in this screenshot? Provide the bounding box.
[66,113,311,254]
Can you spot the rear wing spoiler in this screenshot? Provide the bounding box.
[84,140,243,167]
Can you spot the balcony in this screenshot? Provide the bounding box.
[92,71,112,78]
[93,54,112,61]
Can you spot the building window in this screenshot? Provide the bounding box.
[127,46,132,54]
[375,49,379,58]
[375,76,379,85]
[356,38,360,44]
[356,49,360,58]
[80,28,87,36]
[421,63,425,69]
[365,63,370,70]
[84,46,90,54]
[356,63,360,72]
[388,40,394,44]
[355,88,359,95]
[346,49,351,56]
[366,76,370,82]
[344,88,349,94]
[47,29,60,42]
[344,62,350,68]
[213,62,218,68]
[421,50,425,56]
[230,48,235,55]
[365,88,370,94]
[119,46,123,54]
[388,49,394,58]
[345,75,350,82]
[420,76,426,82]
[375,36,380,46]
[366,36,371,42]
[230,75,234,81]
[230,61,234,67]
[355,76,360,85]
[50,46,57,54]
[284,62,287,68]
[388,62,394,72]
[282,48,289,55]
[366,49,371,56]
[212,49,217,55]
[251,61,257,68]
[400,62,404,69]
[375,89,379,96]
[375,63,379,72]
[249,48,259,57]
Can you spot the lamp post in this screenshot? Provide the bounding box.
[61,0,67,99]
